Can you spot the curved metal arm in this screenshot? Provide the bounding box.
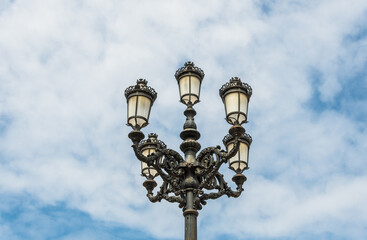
[197,136,240,163]
[197,173,243,207]
[132,137,186,191]
[159,149,185,177]
[147,192,163,203]
[151,160,172,184]
[148,191,185,205]
[222,136,240,159]
[146,180,185,206]
[131,142,175,185]
[160,182,185,206]
[217,173,242,198]
[132,143,161,163]
[161,148,185,163]
[162,194,185,205]
[196,137,240,189]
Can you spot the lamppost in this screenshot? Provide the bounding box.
[125,62,252,240]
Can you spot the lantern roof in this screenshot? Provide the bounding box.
[175,61,205,81]
[219,77,252,99]
[125,79,157,102]
[138,133,167,150]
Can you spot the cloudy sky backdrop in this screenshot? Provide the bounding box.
[0,0,367,239]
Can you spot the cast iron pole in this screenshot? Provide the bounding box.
[180,105,200,240]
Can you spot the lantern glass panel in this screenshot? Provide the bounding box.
[227,142,234,154]
[127,95,152,128]
[141,147,157,178]
[227,141,249,173]
[127,95,137,120]
[179,75,200,104]
[137,95,151,119]
[224,92,238,116]
[240,92,248,116]
[179,76,189,99]
[224,91,248,125]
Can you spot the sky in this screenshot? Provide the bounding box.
[0,0,367,239]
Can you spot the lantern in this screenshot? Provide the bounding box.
[219,77,252,125]
[125,79,157,130]
[139,133,166,179]
[223,132,252,173]
[175,61,204,106]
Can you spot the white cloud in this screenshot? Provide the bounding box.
[0,0,367,239]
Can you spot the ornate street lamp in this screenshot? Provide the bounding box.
[223,132,252,174]
[219,77,252,125]
[125,78,157,130]
[175,61,205,105]
[125,62,253,240]
[139,133,166,179]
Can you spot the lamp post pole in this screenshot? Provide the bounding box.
[125,62,253,240]
[180,105,200,240]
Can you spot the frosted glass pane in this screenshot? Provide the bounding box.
[179,76,190,96]
[182,95,189,103]
[150,168,157,176]
[182,95,198,104]
[239,93,248,116]
[137,96,151,119]
[227,142,234,152]
[237,114,246,124]
[142,161,157,177]
[179,76,200,104]
[128,118,136,126]
[239,143,249,164]
[228,143,239,164]
[142,148,156,157]
[128,96,137,118]
[229,142,248,170]
[136,118,146,127]
[225,92,239,115]
[141,148,158,177]
[190,76,200,96]
[239,162,246,171]
[238,93,248,123]
[142,161,149,176]
[225,92,248,124]
[142,149,149,157]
